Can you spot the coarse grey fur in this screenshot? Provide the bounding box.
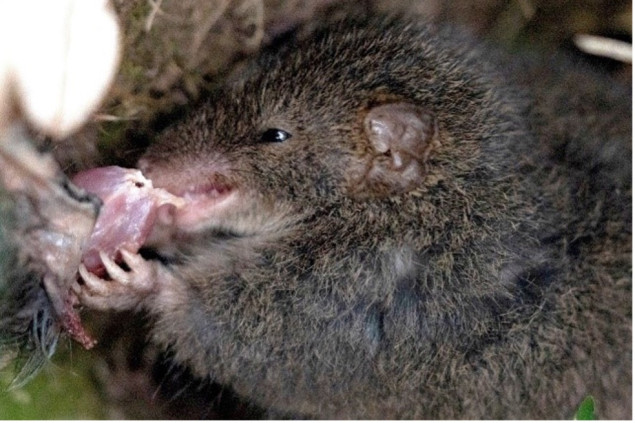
[92,17,632,418]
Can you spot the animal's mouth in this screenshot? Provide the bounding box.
[159,181,238,230]
[71,166,240,271]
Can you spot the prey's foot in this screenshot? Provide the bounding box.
[74,250,158,311]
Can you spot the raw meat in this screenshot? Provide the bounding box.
[72,166,184,275]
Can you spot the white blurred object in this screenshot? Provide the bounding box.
[0,0,120,138]
[573,34,632,64]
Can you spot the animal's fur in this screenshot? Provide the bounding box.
[133,17,632,418]
[12,16,632,418]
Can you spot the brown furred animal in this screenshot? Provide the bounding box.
[75,17,631,419]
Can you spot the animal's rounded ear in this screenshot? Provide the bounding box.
[348,102,440,198]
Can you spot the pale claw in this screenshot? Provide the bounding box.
[120,249,145,271]
[99,250,131,284]
[77,263,108,295]
[118,249,156,294]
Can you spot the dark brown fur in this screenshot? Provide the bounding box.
[95,18,631,418]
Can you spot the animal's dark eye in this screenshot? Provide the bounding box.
[260,128,292,143]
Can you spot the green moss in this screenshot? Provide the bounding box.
[0,346,105,419]
[575,396,597,420]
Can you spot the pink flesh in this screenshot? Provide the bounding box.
[72,166,184,275]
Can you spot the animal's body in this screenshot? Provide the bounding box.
[73,17,631,419]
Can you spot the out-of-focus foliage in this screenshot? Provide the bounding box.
[574,396,597,420]
[0,346,105,419]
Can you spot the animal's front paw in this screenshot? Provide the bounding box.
[74,250,158,311]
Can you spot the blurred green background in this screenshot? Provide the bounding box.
[0,347,105,419]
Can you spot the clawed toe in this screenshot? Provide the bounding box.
[99,250,131,284]
[120,249,146,271]
[78,263,108,294]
